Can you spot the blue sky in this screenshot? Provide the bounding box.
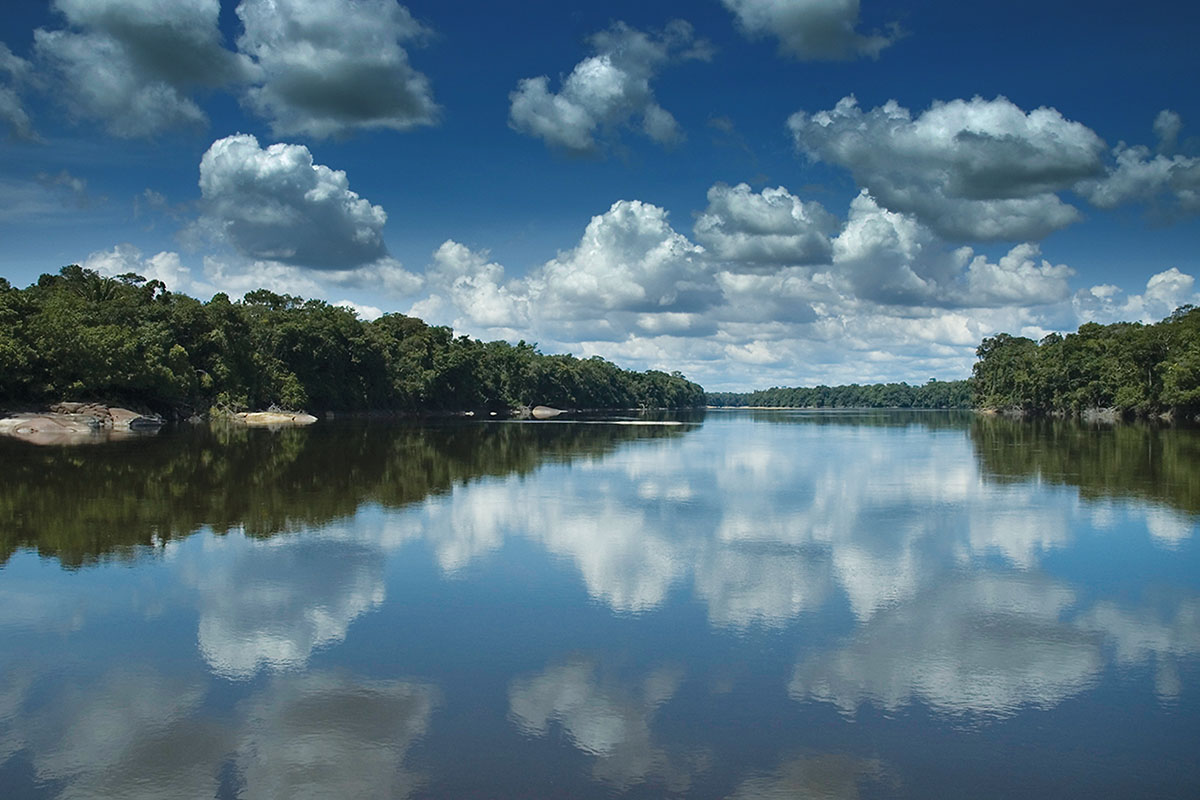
[1,0,1197,390]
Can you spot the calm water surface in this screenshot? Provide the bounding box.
[1,410,1198,798]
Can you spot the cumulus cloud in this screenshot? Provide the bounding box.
[360,176,1186,388]
[1077,114,1200,215]
[197,133,388,269]
[1154,109,1183,155]
[1073,267,1199,325]
[0,43,35,140]
[830,192,1074,307]
[509,20,708,154]
[721,0,898,60]
[84,243,197,293]
[789,95,1106,240]
[536,199,712,319]
[393,188,1094,387]
[34,0,253,137]
[962,242,1074,306]
[694,183,837,267]
[29,0,437,141]
[236,0,436,139]
[421,240,530,331]
[333,299,384,321]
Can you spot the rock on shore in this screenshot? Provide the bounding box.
[0,403,164,445]
[230,411,318,427]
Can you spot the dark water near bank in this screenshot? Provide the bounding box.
[1,410,1198,798]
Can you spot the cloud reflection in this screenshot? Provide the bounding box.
[236,671,437,799]
[508,658,697,790]
[0,664,436,800]
[728,752,890,800]
[789,573,1104,716]
[188,536,385,679]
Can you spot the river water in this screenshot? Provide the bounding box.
[1,410,1198,798]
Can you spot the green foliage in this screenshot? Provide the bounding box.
[708,379,973,409]
[0,266,705,414]
[971,307,1200,416]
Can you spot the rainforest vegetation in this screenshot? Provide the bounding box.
[706,379,973,409]
[971,306,1200,416]
[0,266,705,415]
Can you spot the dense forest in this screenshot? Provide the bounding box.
[972,306,1200,417]
[0,266,705,415]
[706,379,973,409]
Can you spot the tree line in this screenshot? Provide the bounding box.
[0,266,705,415]
[706,379,973,409]
[972,306,1200,417]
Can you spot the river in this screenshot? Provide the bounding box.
[1,409,1198,798]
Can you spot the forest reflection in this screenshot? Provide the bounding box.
[0,417,695,567]
[969,415,1200,516]
[5,410,1200,570]
[732,409,1200,518]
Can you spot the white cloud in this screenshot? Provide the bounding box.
[197,133,388,269]
[788,95,1106,240]
[201,255,326,298]
[962,242,1074,306]
[392,188,1099,387]
[694,183,837,267]
[828,192,1072,307]
[1077,139,1200,215]
[333,300,384,321]
[423,240,530,331]
[722,0,897,60]
[0,43,35,140]
[1073,267,1198,324]
[829,190,961,304]
[536,199,711,318]
[34,0,253,137]
[84,243,197,294]
[235,0,437,139]
[199,254,421,305]
[509,20,707,154]
[1154,109,1183,154]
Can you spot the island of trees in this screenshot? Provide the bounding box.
[707,306,1200,420]
[0,266,705,416]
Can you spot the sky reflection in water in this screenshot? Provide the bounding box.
[1,411,1198,798]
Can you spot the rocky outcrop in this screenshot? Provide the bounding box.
[0,403,164,445]
[230,411,319,427]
